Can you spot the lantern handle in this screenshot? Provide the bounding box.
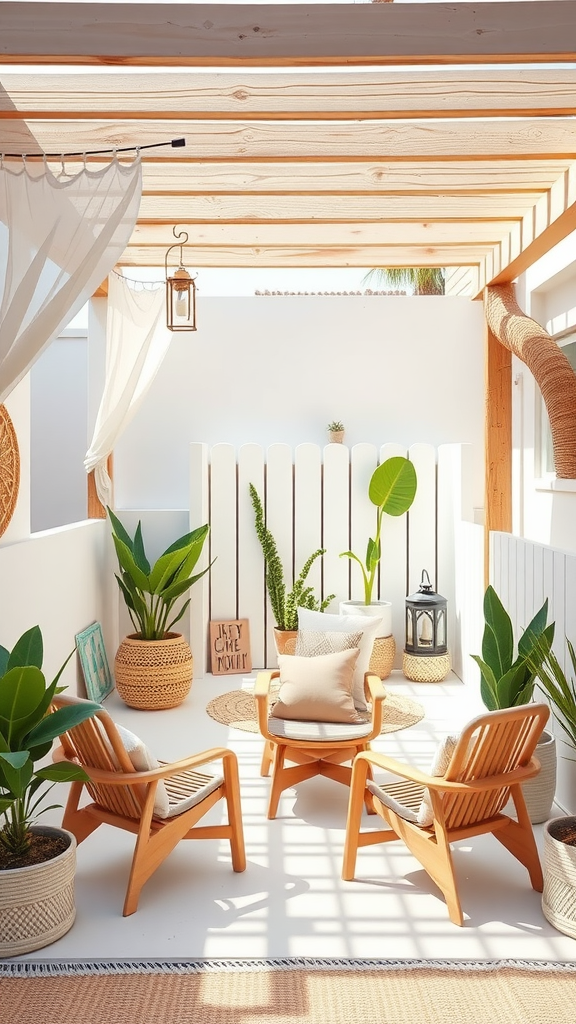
[165,226,190,276]
[420,569,433,591]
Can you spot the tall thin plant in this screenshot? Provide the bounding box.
[249,484,334,630]
[528,635,576,751]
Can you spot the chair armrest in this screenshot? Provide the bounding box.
[254,671,279,739]
[353,749,542,793]
[53,744,239,785]
[364,674,387,739]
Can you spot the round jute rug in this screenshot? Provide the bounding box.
[206,686,425,735]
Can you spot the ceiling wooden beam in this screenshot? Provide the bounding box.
[1,3,575,66]
[3,118,576,160]
[476,163,576,294]
[2,69,576,120]
[117,244,488,268]
[129,221,515,247]
[137,194,536,221]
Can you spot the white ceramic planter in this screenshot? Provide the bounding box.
[0,826,76,956]
[554,739,576,815]
[338,599,392,638]
[542,816,576,938]
[522,730,557,824]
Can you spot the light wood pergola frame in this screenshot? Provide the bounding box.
[2,2,575,544]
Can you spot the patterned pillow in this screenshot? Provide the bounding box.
[295,628,363,658]
[297,608,384,712]
[270,648,363,724]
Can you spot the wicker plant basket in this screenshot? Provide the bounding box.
[0,826,76,957]
[369,634,396,680]
[542,816,576,938]
[522,730,557,824]
[114,632,193,710]
[402,651,451,683]
[273,629,298,656]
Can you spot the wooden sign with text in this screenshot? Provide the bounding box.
[209,619,252,675]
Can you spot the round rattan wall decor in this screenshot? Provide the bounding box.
[0,405,20,538]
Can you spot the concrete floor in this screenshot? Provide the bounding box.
[16,671,576,963]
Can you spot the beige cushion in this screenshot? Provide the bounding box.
[367,733,458,827]
[417,734,458,826]
[297,608,384,712]
[270,648,363,724]
[295,628,363,658]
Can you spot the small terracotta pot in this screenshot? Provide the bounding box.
[273,628,298,656]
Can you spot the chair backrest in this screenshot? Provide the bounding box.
[441,703,549,830]
[52,694,146,819]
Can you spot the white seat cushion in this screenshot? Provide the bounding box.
[267,717,373,742]
[297,608,384,712]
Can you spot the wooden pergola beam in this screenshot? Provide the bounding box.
[116,244,487,268]
[1,3,576,66]
[476,163,576,294]
[2,69,576,119]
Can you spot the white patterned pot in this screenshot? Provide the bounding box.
[0,826,76,957]
[522,730,557,824]
[542,816,576,938]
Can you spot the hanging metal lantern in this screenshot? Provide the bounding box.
[403,570,451,683]
[165,227,197,332]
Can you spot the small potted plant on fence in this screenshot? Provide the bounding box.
[470,584,556,823]
[526,633,576,938]
[339,455,417,677]
[108,508,213,710]
[249,483,335,654]
[0,625,100,956]
[327,420,345,444]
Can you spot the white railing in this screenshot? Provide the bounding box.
[189,442,479,673]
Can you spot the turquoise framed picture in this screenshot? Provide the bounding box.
[75,622,114,703]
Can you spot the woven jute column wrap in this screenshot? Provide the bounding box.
[485,284,576,479]
[542,816,576,938]
[0,827,76,957]
[114,632,193,710]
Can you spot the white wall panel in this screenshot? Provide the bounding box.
[323,443,351,604]
[349,443,378,604]
[209,443,238,622]
[294,443,323,604]
[408,443,437,597]
[238,443,266,671]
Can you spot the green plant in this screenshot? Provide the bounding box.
[0,626,100,861]
[108,508,213,641]
[363,267,445,295]
[340,456,417,605]
[527,635,576,750]
[470,585,554,711]
[249,483,335,630]
[327,420,344,432]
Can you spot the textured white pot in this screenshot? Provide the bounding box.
[542,816,576,938]
[554,739,576,815]
[522,730,557,824]
[339,599,392,638]
[0,825,76,957]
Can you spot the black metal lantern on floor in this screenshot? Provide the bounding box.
[165,227,197,332]
[403,570,451,682]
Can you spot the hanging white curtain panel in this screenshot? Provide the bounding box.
[84,274,171,508]
[0,155,142,403]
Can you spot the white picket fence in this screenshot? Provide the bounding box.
[189,441,481,673]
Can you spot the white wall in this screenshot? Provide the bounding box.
[112,295,486,514]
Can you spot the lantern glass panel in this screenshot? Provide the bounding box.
[416,610,434,649]
[437,609,446,647]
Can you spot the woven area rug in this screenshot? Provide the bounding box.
[206,687,425,734]
[1,958,576,1024]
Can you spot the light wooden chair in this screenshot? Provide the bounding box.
[255,669,387,819]
[52,694,246,916]
[342,703,550,925]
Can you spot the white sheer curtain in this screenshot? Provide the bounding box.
[84,274,172,508]
[0,156,142,403]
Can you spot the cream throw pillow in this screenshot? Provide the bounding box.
[297,608,384,712]
[271,648,363,724]
[416,734,458,826]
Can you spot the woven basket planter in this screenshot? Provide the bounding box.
[273,629,298,656]
[542,816,576,938]
[522,730,557,824]
[114,632,193,710]
[369,634,396,680]
[402,651,451,683]
[0,826,76,957]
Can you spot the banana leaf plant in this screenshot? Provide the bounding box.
[108,508,214,641]
[471,585,555,711]
[340,455,417,605]
[0,626,101,859]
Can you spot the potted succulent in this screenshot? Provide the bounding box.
[527,634,576,937]
[327,420,345,443]
[0,625,100,956]
[108,508,213,709]
[470,585,556,823]
[249,483,335,653]
[339,455,417,677]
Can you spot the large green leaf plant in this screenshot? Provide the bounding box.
[0,626,100,860]
[471,585,554,711]
[108,508,213,641]
[340,456,417,605]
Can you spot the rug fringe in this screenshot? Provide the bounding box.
[2,958,576,977]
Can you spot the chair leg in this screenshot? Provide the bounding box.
[342,755,371,880]
[267,744,287,819]
[223,752,247,872]
[61,782,102,844]
[495,788,544,891]
[260,739,274,777]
